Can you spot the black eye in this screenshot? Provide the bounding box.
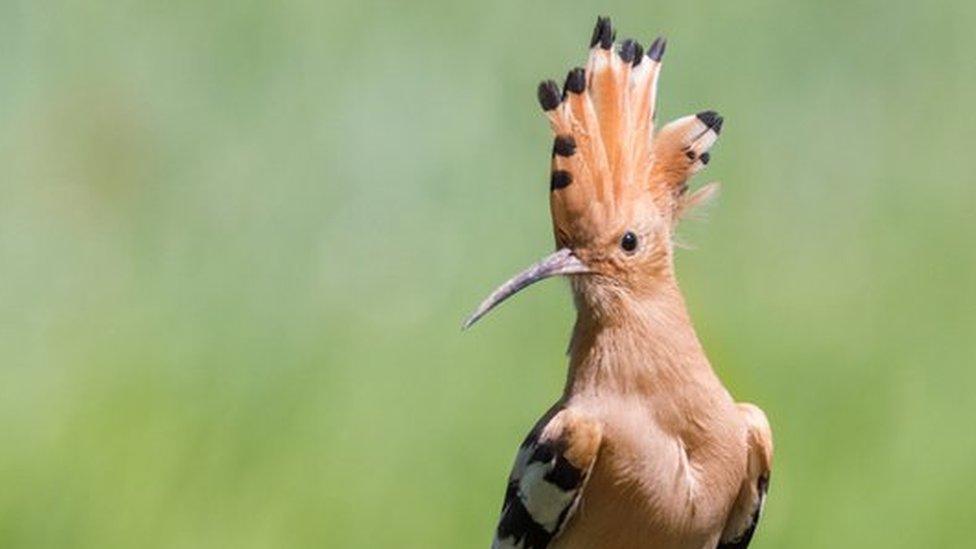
[620,231,638,253]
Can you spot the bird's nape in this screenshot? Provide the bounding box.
[462,248,589,330]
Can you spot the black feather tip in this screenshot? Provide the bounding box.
[632,41,644,67]
[552,135,577,157]
[563,67,585,95]
[696,110,724,134]
[537,80,562,111]
[551,170,573,190]
[590,16,614,49]
[618,39,637,64]
[647,36,667,62]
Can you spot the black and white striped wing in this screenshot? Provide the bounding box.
[491,408,601,549]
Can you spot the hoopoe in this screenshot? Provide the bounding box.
[464,16,773,549]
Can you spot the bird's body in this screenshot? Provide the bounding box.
[492,285,770,549]
[551,285,766,549]
[466,16,772,549]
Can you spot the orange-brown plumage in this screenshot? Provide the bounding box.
[466,16,773,549]
[537,24,722,263]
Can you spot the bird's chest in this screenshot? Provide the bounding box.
[560,398,746,548]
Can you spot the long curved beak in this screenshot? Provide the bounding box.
[462,248,589,330]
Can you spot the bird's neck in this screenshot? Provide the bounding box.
[564,280,717,398]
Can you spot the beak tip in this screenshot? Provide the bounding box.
[460,312,480,331]
[460,248,586,335]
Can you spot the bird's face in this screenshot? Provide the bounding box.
[560,192,674,291]
[463,192,676,329]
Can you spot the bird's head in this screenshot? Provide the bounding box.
[463,17,722,330]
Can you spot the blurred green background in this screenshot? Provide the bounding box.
[1,0,974,547]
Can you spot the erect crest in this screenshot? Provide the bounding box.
[539,16,722,248]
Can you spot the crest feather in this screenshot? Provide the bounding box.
[537,16,724,244]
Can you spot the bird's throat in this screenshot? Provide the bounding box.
[563,281,712,397]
